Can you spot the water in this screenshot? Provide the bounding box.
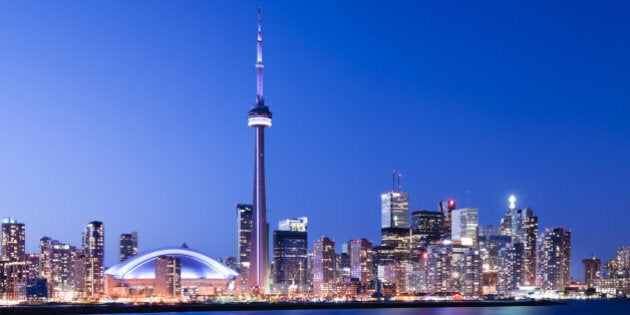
[92,300,630,315]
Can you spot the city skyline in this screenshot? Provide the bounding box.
[0,0,629,282]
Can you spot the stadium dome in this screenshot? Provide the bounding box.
[105,247,238,280]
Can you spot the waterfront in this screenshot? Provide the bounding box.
[81,300,629,315]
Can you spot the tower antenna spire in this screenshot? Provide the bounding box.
[392,170,396,191]
[256,6,264,106]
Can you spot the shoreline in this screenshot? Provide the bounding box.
[0,300,566,315]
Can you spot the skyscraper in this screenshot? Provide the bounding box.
[236,203,252,292]
[462,250,482,297]
[272,218,308,288]
[154,255,181,298]
[381,190,409,229]
[498,242,524,293]
[499,196,538,286]
[247,8,272,295]
[40,237,77,298]
[349,239,373,286]
[1,218,25,262]
[379,176,411,265]
[119,232,138,262]
[410,210,444,262]
[451,208,479,248]
[583,256,601,288]
[82,221,104,298]
[313,236,335,297]
[439,199,456,240]
[522,207,538,286]
[539,227,571,290]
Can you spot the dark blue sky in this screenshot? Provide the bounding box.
[0,1,628,279]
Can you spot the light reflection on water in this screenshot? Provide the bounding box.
[90,300,630,315]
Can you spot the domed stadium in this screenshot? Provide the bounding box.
[104,247,240,298]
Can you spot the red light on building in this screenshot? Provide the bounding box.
[447,199,456,210]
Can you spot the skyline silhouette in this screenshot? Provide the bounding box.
[0,1,628,280]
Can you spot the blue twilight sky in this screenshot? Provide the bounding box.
[0,1,628,278]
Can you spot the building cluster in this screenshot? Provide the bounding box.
[236,180,581,299]
[590,247,630,297]
[0,218,139,301]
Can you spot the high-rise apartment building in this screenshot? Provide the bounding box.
[1,218,27,300]
[539,227,571,290]
[82,221,104,298]
[583,256,601,288]
[425,243,451,294]
[2,218,25,262]
[154,255,181,298]
[272,218,308,286]
[119,232,138,262]
[25,253,40,280]
[462,250,482,297]
[522,208,538,286]
[349,239,373,285]
[498,242,524,293]
[313,236,335,297]
[40,237,78,298]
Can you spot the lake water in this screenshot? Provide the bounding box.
[93,300,630,315]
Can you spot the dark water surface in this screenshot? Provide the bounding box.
[92,300,630,315]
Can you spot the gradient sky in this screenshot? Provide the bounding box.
[0,1,628,279]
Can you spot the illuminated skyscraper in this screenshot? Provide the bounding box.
[119,232,138,262]
[313,236,335,297]
[272,218,308,287]
[40,237,77,298]
[154,255,181,298]
[2,218,25,262]
[349,239,373,285]
[451,208,478,248]
[379,175,411,265]
[381,191,409,229]
[247,8,272,295]
[522,207,538,286]
[425,243,452,294]
[498,242,524,293]
[462,250,482,297]
[583,256,601,288]
[236,203,252,291]
[499,196,538,286]
[410,210,444,262]
[539,227,571,290]
[439,199,456,239]
[82,221,104,298]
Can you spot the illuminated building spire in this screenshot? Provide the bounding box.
[509,195,516,210]
[256,7,264,105]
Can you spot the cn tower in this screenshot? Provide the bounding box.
[247,8,272,295]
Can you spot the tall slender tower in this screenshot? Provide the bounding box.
[247,8,272,295]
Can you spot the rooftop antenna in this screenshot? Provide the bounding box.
[466,189,470,207]
[392,170,396,191]
[398,172,402,192]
